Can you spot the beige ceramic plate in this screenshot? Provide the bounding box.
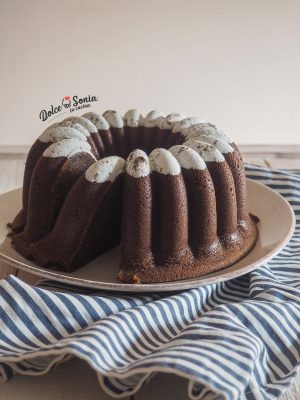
[0,180,295,292]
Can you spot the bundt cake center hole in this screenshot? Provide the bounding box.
[119,126,185,159]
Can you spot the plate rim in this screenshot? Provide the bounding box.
[0,179,296,292]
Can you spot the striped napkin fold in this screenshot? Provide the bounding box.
[0,164,300,400]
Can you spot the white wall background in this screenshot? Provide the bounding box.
[0,0,299,146]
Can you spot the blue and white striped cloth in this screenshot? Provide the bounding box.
[0,164,300,400]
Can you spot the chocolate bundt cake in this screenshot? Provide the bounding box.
[9,109,258,283]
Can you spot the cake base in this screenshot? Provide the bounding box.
[118,217,259,284]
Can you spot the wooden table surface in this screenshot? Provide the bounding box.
[0,147,299,400]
